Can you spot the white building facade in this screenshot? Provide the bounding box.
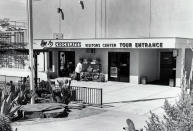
[31,0,193,87]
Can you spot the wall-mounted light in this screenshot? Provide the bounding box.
[80,1,85,10]
[57,8,64,20]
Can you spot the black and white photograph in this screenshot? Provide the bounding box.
[0,0,193,131]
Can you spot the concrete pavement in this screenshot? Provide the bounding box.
[13,81,181,131]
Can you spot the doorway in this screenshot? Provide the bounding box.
[58,51,75,77]
[160,52,176,85]
[108,52,130,82]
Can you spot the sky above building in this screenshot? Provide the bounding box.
[0,0,27,21]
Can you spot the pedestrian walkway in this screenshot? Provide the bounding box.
[13,80,181,131]
[71,80,180,114]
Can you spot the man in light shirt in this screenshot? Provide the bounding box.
[75,58,83,81]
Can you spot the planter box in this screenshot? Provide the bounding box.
[141,76,147,85]
[169,79,175,87]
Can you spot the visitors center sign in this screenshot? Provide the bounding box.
[33,38,176,49]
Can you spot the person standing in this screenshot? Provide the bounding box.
[9,81,16,100]
[75,58,83,81]
[10,81,15,94]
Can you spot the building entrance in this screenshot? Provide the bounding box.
[108,52,130,82]
[160,52,176,86]
[58,51,75,77]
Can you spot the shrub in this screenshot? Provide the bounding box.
[145,62,193,131]
[145,90,193,131]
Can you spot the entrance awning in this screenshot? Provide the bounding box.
[33,37,193,49]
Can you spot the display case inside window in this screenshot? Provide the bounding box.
[81,58,102,81]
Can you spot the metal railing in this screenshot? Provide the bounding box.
[0,75,103,107]
[70,86,103,107]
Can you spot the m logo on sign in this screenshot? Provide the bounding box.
[40,40,47,47]
[40,40,53,47]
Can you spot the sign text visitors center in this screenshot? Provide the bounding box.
[35,38,176,49]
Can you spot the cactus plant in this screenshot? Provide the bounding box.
[0,80,31,120]
[0,115,12,131]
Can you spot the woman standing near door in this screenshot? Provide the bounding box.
[75,58,83,81]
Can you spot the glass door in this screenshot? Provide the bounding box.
[160,52,176,85]
[108,52,130,82]
[58,51,75,77]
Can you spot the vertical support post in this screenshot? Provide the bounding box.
[187,40,193,94]
[100,89,103,108]
[34,53,38,89]
[27,0,35,104]
[44,52,48,72]
[180,48,185,90]
[85,87,87,103]
[43,52,45,72]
